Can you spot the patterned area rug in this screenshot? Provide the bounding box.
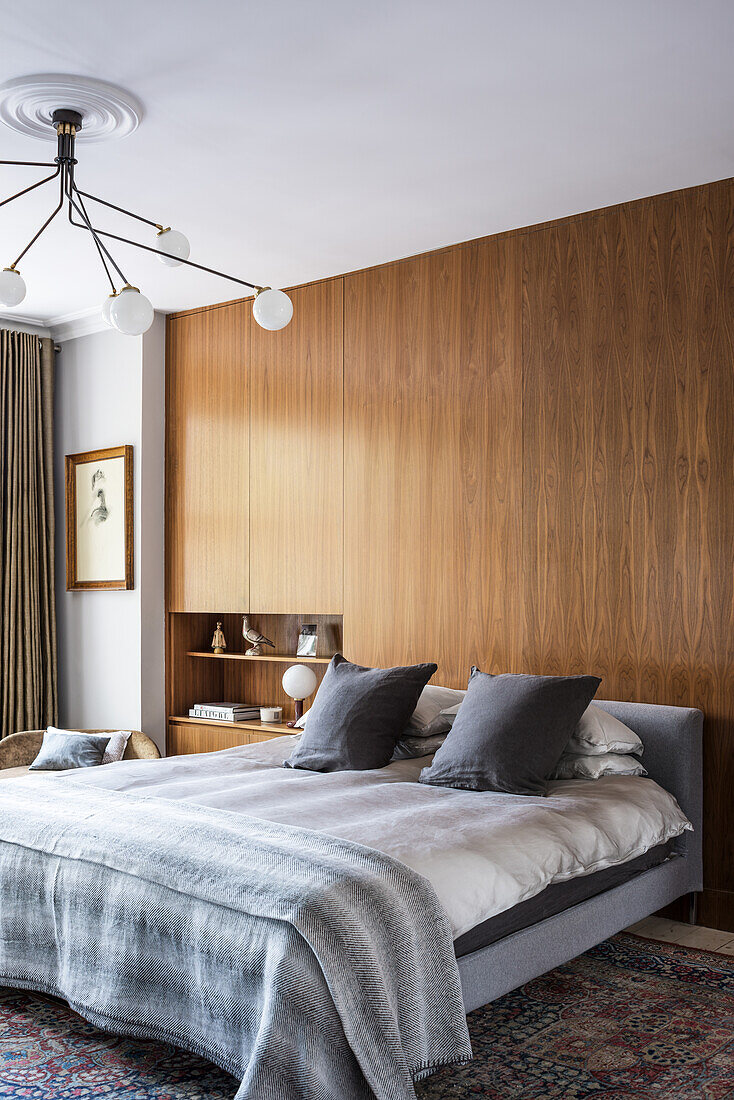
[1,934,732,1098]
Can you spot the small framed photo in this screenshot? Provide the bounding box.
[65,445,134,591]
[297,623,318,658]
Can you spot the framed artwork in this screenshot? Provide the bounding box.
[65,445,134,591]
[296,623,318,657]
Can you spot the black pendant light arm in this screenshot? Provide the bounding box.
[65,170,130,287]
[66,183,260,291]
[0,160,57,167]
[0,165,60,211]
[72,186,118,294]
[73,186,163,231]
[10,170,65,268]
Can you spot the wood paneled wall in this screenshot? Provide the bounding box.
[250,279,344,613]
[167,176,734,930]
[343,236,523,682]
[520,184,734,930]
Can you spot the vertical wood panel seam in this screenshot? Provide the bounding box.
[520,235,525,671]
[248,306,252,613]
[341,277,346,631]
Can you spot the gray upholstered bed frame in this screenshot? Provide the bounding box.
[458,700,703,1012]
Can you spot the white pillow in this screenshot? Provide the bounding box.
[407,685,466,733]
[294,685,466,735]
[102,730,132,764]
[565,705,643,757]
[551,752,647,780]
[45,726,131,766]
[391,732,448,761]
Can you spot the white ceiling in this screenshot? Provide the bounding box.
[1,0,733,326]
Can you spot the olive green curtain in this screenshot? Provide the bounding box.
[0,330,58,738]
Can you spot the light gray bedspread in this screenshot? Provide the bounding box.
[0,774,471,1100]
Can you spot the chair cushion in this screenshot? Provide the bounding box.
[0,766,31,779]
[29,730,110,771]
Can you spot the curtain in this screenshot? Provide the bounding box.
[0,330,58,738]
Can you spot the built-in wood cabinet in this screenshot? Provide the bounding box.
[166,281,344,616]
[167,720,292,757]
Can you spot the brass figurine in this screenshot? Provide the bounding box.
[242,615,275,657]
[211,621,226,654]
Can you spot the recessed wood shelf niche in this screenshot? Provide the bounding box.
[186,651,332,664]
[166,612,342,754]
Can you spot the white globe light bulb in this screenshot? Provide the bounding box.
[155,227,190,267]
[281,664,318,701]
[0,267,26,308]
[109,286,154,335]
[252,288,293,331]
[101,293,117,328]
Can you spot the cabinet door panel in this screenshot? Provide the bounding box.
[166,304,249,611]
[249,279,343,614]
[167,721,289,756]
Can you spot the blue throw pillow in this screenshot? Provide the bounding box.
[29,730,110,771]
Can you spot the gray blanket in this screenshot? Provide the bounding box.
[0,775,471,1099]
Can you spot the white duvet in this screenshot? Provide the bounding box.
[67,737,691,940]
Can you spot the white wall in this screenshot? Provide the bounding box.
[54,317,166,750]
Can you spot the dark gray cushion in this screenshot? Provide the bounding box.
[285,653,438,771]
[29,730,110,771]
[419,669,601,795]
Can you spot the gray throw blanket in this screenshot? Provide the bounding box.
[0,775,471,1099]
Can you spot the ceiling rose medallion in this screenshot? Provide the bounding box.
[0,74,293,334]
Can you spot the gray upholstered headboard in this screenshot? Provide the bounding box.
[595,700,703,886]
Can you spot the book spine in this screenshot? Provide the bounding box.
[192,706,259,720]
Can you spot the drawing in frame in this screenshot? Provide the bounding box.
[65,445,134,591]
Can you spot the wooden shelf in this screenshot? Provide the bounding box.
[186,651,331,664]
[170,715,295,735]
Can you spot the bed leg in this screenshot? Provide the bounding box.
[687,892,699,926]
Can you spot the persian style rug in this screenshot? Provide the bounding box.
[0,934,732,1098]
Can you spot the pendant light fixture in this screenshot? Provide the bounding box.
[0,78,293,334]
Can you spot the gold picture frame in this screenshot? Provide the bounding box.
[65,445,134,591]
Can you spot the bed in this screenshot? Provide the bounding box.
[0,699,702,1099]
[456,700,702,1010]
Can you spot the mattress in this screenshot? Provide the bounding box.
[57,734,692,943]
[453,840,674,955]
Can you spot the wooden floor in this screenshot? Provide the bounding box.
[627,917,734,954]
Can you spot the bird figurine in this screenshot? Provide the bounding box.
[242,615,275,657]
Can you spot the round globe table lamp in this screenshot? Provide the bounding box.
[282,664,318,727]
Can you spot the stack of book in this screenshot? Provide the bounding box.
[189,703,261,722]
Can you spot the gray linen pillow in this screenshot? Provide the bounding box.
[419,669,602,795]
[285,653,438,771]
[30,730,110,771]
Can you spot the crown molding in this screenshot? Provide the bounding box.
[0,313,51,336]
[47,307,109,342]
[0,307,108,340]
[1,306,166,342]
